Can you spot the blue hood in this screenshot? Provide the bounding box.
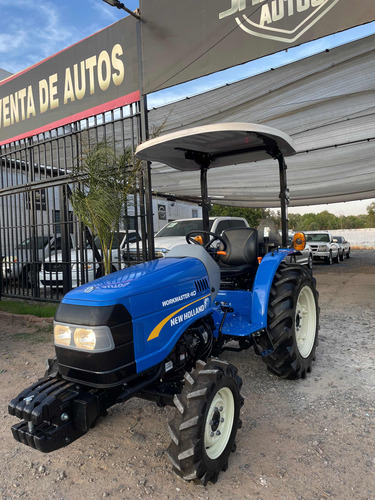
[62,256,207,307]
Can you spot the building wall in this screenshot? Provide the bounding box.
[331,228,375,249]
[152,197,201,233]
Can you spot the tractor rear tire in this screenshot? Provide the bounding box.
[263,263,319,379]
[167,358,244,485]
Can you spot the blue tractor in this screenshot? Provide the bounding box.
[9,123,319,485]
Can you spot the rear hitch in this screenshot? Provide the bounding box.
[8,376,108,453]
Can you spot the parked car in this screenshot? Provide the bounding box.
[1,234,74,286]
[286,232,313,269]
[332,235,351,260]
[304,231,340,265]
[276,229,313,269]
[39,231,140,289]
[124,217,250,261]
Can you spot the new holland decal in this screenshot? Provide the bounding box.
[147,294,211,341]
[219,0,341,43]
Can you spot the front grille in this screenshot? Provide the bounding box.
[195,278,209,293]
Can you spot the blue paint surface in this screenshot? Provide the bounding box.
[60,249,293,373]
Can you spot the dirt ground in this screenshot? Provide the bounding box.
[1,250,374,500]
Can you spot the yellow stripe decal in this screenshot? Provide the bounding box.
[147,294,211,341]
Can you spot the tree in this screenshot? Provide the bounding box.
[288,213,303,231]
[70,141,141,275]
[367,202,375,227]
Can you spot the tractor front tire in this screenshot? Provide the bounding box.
[167,359,244,486]
[263,264,319,379]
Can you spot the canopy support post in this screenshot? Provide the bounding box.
[200,166,210,240]
[136,18,154,261]
[181,148,213,242]
[278,154,289,247]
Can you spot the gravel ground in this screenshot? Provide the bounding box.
[1,250,374,500]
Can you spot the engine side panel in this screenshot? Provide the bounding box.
[131,282,212,374]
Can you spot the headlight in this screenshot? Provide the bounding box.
[54,324,72,346]
[155,248,168,258]
[318,245,328,251]
[54,322,114,352]
[6,256,17,263]
[74,328,96,350]
[71,263,92,270]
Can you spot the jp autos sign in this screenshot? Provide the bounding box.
[141,0,375,93]
[0,17,139,146]
[1,0,374,145]
[220,0,342,42]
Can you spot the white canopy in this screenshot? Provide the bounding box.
[146,34,375,208]
[136,122,295,170]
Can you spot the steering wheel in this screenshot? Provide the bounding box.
[186,230,227,253]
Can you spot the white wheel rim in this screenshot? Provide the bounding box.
[204,387,234,460]
[295,285,317,358]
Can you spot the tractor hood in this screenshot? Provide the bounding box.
[61,256,208,307]
[54,249,215,387]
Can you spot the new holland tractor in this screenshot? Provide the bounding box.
[9,123,319,485]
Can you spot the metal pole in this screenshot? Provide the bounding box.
[103,1,141,20]
[0,229,2,301]
[200,167,210,239]
[60,185,72,294]
[278,154,289,247]
[136,17,154,261]
[117,4,141,20]
[28,139,40,297]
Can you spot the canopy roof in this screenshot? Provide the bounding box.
[136,123,295,171]
[145,35,375,208]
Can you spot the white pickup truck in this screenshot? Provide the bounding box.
[304,231,340,265]
[124,217,249,262]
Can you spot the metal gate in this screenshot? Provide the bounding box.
[0,101,148,302]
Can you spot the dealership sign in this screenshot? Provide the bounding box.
[1,0,375,145]
[0,17,139,146]
[141,0,375,93]
[220,0,341,42]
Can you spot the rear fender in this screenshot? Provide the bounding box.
[251,249,292,330]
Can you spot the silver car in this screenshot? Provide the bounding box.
[2,235,70,286]
[286,233,313,269]
[332,236,351,260]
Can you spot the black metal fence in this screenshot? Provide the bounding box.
[0,101,148,302]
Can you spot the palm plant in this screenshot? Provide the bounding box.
[70,140,141,276]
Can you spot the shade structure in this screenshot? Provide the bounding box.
[145,34,375,208]
[136,122,296,170]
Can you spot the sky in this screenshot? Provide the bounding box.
[0,0,374,216]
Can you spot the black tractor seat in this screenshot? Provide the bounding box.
[218,227,259,279]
